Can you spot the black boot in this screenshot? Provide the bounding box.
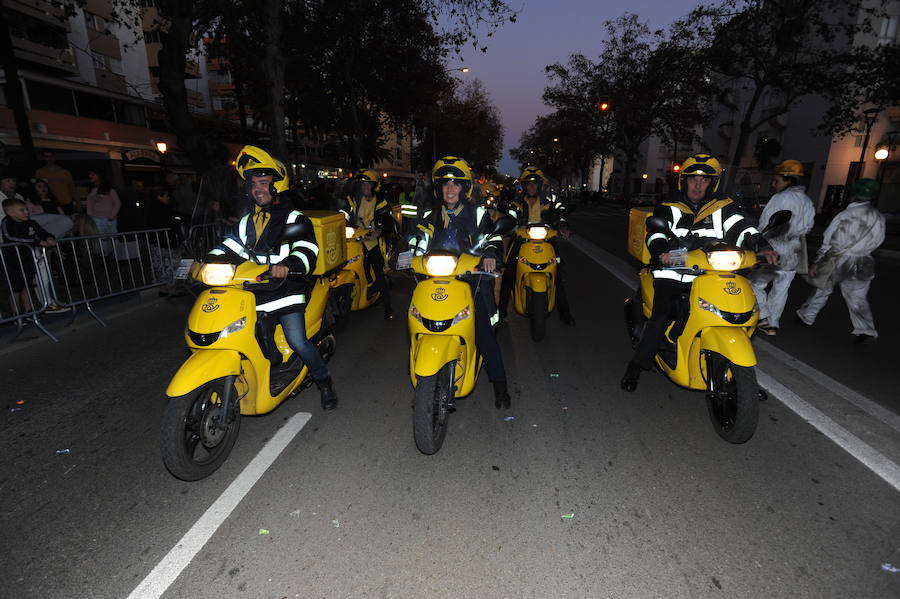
[315,377,338,411]
[493,380,511,410]
[620,361,642,392]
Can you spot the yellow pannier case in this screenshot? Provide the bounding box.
[303,210,347,274]
[627,206,654,265]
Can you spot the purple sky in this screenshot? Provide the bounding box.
[448,0,701,176]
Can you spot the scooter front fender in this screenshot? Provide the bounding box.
[523,272,549,293]
[166,350,242,397]
[330,268,356,288]
[412,335,462,379]
[699,328,756,368]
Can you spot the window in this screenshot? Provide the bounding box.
[114,101,146,126]
[109,57,123,75]
[26,80,77,115]
[878,16,899,45]
[73,90,115,121]
[85,12,108,32]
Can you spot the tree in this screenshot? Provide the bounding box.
[413,79,503,174]
[542,14,712,199]
[683,0,888,190]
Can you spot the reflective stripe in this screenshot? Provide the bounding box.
[723,213,743,231]
[292,239,319,255]
[647,232,667,246]
[209,248,225,255]
[736,226,756,247]
[490,310,500,326]
[293,252,310,273]
[340,209,351,222]
[488,235,502,243]
[508,208,519,219]
[712,209,724,237]
[256,294,306,312]
[223,237,249,258]
[670,206,690,237]
[652,269,697,283]
[476,207,486,222]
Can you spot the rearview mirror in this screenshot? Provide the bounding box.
[763,209,791,234]
[492,215,516,236]
[279,219,312,244]
[645,216,673,237]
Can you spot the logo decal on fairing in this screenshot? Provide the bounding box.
[723,281,741,295]
[202,297,221,312]
[431,287,448,301]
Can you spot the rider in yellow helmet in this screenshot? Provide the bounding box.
[410,156,513,409]
[499,166,575,324]
[210,145,338,410]
[621,153,778,392]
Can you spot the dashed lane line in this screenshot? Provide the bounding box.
[568,234,900,492]
[127,412,312,599]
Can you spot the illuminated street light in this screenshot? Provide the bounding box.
[156,141,168,154]
[553,138,559,142]
[641,173,649,180]
[875,146,889,161]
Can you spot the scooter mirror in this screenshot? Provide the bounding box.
[492,215,516,236]
[645,216,674,238]
[762,209,792,236]
[279,219,312,244]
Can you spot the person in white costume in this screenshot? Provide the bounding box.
[752,160,816,335]
[795,178,885,343]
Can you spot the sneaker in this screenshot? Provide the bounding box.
[758,325,777,336]
[46,303,71,313]
[855,334,876,344]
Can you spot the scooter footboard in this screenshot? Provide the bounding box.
[696,328,757,367]
[166,349,242,397]
[411,335,462,379]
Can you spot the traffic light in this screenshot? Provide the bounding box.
[598,96,610,112]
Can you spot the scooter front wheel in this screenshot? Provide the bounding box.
[161,379,241,481]
[705,352,759,444]
[530,292,548,341]
[413,362,454,455]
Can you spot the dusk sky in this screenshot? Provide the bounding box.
[448,0,702,176]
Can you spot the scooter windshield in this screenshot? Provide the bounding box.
[430,228,469,255]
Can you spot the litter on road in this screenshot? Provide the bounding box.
[290,509,301,518]
[882,563,900,573]
[502,416,516,421]
[55,449,70,455]
[561,513,575,520]
[9,407,22,412]
[258,529,270,535]
[549,373,560,379]
[331,519,340,528]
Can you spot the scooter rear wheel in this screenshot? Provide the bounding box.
[705,352,759,444]
[530,292,548,341]
[161,379,241,481]
[413,362,454,455]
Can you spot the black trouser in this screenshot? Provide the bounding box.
[631,278,691,369]
[363,245,391,311]
[472,277,507,382]
[499,238,572,318]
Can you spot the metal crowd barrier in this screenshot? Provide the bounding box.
[187,222,231,257]
[1,228,179,343]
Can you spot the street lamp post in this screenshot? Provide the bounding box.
[856,107,880,181]
[156,140,168,183]
[874,130,897,207]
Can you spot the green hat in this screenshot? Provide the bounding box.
[847,178,879,201]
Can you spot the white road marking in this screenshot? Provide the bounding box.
[127,412,312,599]
[757,371,900,493]
[569,233,900,491]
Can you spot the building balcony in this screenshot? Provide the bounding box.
[95,68,128,95]
[2,0,69,30]
[87,27,122,59]
[11,37,79,76]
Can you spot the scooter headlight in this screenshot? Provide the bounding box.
[219,316,246,339]
[424,254,458,277]
[707,250,742,271]
[199,263,236,285]
[528,226,548,240]
[345,226,356,239]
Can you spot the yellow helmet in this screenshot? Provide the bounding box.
[520,166,545,184]
[480,180,499,198]
[355,169,380,191]
[432,156,473,200]
[678,153,722,192]
[775,159,804,178]
[235,145,289,194]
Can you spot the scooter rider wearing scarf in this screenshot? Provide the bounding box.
[209,145,338,410]
[621,153,778,392]
[338,169,394,319]
[498,166,575,324]
[411,156,512,409]
[750,160,816,335]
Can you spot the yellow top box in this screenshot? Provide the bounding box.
[302,210,347,275]
[627,207,654,264]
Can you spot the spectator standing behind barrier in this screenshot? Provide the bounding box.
[86,171,120,254]
[795,178,886,344]
[35,150,78,215]
[1,197,57,314]
[26,178,74,239]
[147,188,182,297]
[750,160,816,336]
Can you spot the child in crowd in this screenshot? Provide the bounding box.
[1,197,56,314]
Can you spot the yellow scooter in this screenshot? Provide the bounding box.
[407,218,513,454]
[161,218,341,480]
[511,223,558,341]
[624,212,789,444]
[329,225,382,318]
